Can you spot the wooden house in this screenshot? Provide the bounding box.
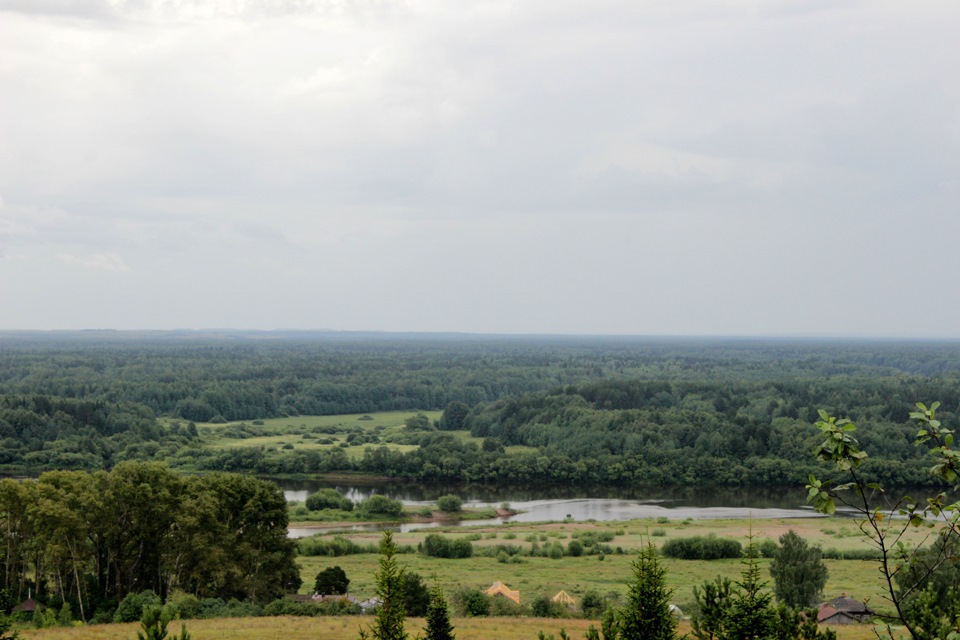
[484,581,520,604]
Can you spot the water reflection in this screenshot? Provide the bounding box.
[279,480,824,538]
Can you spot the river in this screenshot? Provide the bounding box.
[276,480,824,538]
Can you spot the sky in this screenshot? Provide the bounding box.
[1,0,958,336]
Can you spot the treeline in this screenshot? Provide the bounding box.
[4,335,960,484]
[4,334,960,422]
[0,463,300,622]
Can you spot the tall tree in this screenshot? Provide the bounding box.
[614,542,677,640]
[769,530,827,608]
[423,581,455,640]
[360,530,408,640]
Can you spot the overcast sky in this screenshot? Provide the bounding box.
[1,1,958,336]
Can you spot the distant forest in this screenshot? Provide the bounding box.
[2,331,960,486]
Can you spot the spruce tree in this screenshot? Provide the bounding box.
[720,530,776,640]
[423,581,455,640]
[360,530,408,640]
[616,541,677,640]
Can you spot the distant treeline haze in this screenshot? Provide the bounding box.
[1,337,959,485]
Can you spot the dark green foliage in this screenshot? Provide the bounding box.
[361,495,404,518]
[424,582,455,640]
[436,495,463,513]
[692,536,836,640]
[404,414,432,431]
[401,573,430,617]
[314,566,349,595]
[439,401,470,431]
[531,596,565,618]
[306,488,353,511]
[661,536,742,560]
[613,542,677,640]
[298,535,379,556]
[769,530,827,608]
[136,606,192,640]
[692,577,733,640]
[566,540,584,557]
[0,612,17,640]
[360,530,408,640]
[580,591,607,619]
[115,590,162,623]
[458,589,490,617]
[722,546,776,640]
[0,464,299,623]
[422,535,473,559]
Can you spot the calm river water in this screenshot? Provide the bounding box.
[276,480,823,538]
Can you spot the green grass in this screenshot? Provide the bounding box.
[163,410,543,463]
[294,516,915,614]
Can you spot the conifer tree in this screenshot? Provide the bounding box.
[616,541,677,640]
[360,530,408,640]
[423,581,455,640]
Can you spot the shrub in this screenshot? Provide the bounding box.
[567,540,584,557]
[360,494,404,518]
[306,488,353,511]
[114,590,162,623]
[661,535,742,560]
[436,495,463,513]
[422,534,473,559]
[459,589,490,617]
[298,535,378,556]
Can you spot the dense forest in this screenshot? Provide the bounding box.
[0,463,300,622]
[2,332,960,486]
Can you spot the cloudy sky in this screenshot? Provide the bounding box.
[1,0,958,336]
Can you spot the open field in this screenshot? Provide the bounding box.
[17,614,889,640]
[185,411,538,461]
[294,515,931,612]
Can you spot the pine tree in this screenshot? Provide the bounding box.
[616,541,677,640]
[423,581,455,640]
[720,529,776,640]
[360,530,408,640]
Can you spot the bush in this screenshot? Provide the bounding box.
[458,589,490,617]
[436,495,463,513]
[306,488,353,512]
[298,535,378,556]
[114,590,162,623]
[567,540,584,557]
[360,494,404,518]
[422,534,473,559]
[661,535,742,560]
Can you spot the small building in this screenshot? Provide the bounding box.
[13,598,41,613]
[484,581,521,605]
[552,591,576,609]
[817,595,873,624]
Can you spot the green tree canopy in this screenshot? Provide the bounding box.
[769,530,827,608]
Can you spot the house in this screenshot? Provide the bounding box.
[817,595,873,624]
[13,598,41,613]
[484,581,521,605]
[552,591,576,609]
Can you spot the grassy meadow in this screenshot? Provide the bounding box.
[19,515,924,640]
[17,614,888,640]
[184,411,537,461]
[294,515,926,613]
